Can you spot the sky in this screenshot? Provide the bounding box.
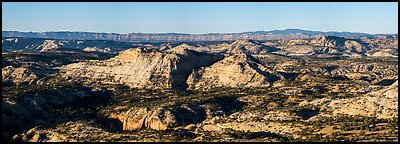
[2,2,398,34]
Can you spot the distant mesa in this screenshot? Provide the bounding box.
[2,29,389,42]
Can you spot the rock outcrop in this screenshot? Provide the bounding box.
[61,48,223,89]
[331,63,398,79]
[187,53,276,90]
[368,80,398,99]
[37,40,60,52]
[11,121,113,142]
[83,47,111,53]
[371,48,398,57]
[300,80,398,119]
[212,39,280,54]
[2,66,38,85]
[108,105,206,131]
[275,36,369,57]
[311,36,368,56]
[279,45,316,56]
[228,39,280,54]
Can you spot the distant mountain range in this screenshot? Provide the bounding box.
[2,29,397,42]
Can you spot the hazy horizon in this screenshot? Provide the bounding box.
[2,2,398,34]
[3,28,398,35]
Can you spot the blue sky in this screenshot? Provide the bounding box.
[2,2,398,34]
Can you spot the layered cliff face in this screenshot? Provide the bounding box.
[187,53,276,90]
[61,48,223,90]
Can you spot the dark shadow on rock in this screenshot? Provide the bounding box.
[96,116,123,132]
[173,51,225,90]
[330,75,350,81]
[278,72,299,81]
[246,53,264,66]
[359,76,375,83]
[376,79,396,86]
[247,57,280,83]
[170,104,207,126]
[322,65,338,73]
[314,85,327,93]
[367,65,374,71]
[2,80,114,142]
[200,95,246,116]
[270,53,293,58]
[157,129,197,141]
[300,90,314,95]
[296,108,320,120]
[228,131,290,141]
[264,46,281,53]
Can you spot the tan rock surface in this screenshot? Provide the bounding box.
[187,53,274,90]
[61,48,223,89]
[110,105,206,131]
[301,81,398,119]
[2,66,38,85]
